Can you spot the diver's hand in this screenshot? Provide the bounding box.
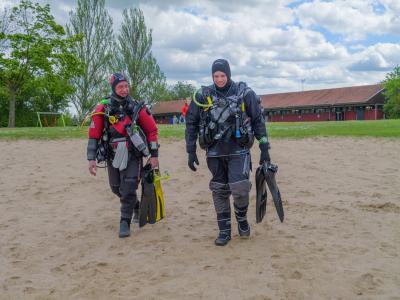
[88,160,97,176]
[150,157,159,169]
[188,152,199,171]
[259,143,271,165]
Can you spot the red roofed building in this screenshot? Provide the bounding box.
[151,99,191,124]
[260,84,385,122]
[151,84,386,123]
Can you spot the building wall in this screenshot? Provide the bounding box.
[343,108,384,120]
[268,112,331,122]
[364,110,384,120]
[267,107,384,122]
[153,104,385,124]
[155,117,170,124]
[154,114,183,124]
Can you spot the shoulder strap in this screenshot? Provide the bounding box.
[237,81,252,98]
[131,101,146,125]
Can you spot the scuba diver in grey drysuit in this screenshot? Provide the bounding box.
[185,59,271,246]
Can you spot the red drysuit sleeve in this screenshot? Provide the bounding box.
[136,107,158,143]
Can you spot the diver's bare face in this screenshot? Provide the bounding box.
[213,71,228,88]
[115,81,129,98]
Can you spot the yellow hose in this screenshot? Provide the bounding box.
[192,89,213,108]
[80,112,107,128]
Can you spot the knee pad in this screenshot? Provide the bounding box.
[124,176,139,193]
[209,181,231,214]
[209,181,231,197]
[229,180,251,206]
[230,180,251,196]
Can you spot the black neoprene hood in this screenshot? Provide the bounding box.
[212,59,231,79]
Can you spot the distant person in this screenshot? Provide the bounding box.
[185,59,272,246]
[181,101,189,123]
[87,73,159,238]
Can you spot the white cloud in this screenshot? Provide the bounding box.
[142,6,231,51]
[349,43,400,71]
[3,0,399,95]
[141,3,351,85]
[0,0,14,10]
[296,0,399,40]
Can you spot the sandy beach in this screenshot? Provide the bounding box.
[1,137,399,300]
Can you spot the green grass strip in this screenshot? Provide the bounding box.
[0,119,399,140]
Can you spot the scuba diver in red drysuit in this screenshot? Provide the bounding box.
[87,73,159,238]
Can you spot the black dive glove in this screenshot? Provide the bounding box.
[188,152,199,171]
[259,143,271,165]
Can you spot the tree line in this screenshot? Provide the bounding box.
[0,0,196,127]
[1,0,399,127]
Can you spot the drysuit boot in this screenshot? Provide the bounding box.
[234,203,250,237]
[215,212,231,246]
[119,218,131,238]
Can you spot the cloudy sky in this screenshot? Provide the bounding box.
[3,0,400,94]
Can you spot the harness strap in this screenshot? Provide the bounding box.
[131,101,146,125]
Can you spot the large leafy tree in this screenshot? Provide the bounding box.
[153,81,198,102]
[170,81,197,100]
[0,0,80,127]
[66,0,113,121]
[114,8,167,104]
[383,66,400,119]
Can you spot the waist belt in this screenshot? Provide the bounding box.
[110,137,128,143]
